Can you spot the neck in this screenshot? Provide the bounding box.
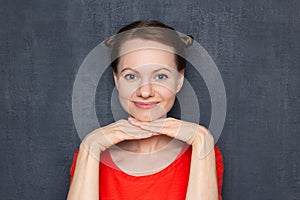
[117,135,173,153]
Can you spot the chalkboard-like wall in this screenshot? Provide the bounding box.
[0,0,299,199]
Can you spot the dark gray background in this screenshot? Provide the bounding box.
[1,0,299,199]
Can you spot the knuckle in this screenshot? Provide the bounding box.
[197,125,210,135]
[118,119,127,126]
[118,119,126,123]
[167,117,174,122]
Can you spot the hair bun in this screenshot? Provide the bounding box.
[181,35,194,47]
[105,36,115,47]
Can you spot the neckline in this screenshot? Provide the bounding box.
[100,143,191,178]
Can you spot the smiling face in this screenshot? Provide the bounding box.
[113,39,184,122]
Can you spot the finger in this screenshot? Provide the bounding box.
[128,118,177,139]
[123,128,154,139]
[83,121,154,151]
[128,117,168,130]
[128,117,199,144]
[127,117,145,128]
[111,123,153,138]
[129,118,176,133]
[116,120,155,138]
[135,118,199,144]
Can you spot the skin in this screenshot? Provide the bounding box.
[113,38,184,153]
[67,37,218,200]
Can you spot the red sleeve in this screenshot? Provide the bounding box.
[214,146,224,200]
[69,150,79,183]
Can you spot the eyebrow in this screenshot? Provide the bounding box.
[120,67,138,74]
[120,67,172,74]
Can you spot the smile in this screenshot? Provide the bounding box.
[133,101,159,109]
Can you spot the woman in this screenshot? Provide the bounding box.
[67,20,223,200]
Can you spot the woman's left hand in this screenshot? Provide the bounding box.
[128,117,215,159]
[128,117,219,199]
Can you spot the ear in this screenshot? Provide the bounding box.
[176,69,184,93]
[113,71,119,91]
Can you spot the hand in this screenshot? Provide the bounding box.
[68,119,154,200]
[82,119,154,160]
[128,117,215,159]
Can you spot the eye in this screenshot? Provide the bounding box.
[124,73,137,80]
[155,74,168,80]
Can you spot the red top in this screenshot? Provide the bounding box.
[99,145,191,200]
[70,146,224,200]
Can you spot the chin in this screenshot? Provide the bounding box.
[130,111,167,122]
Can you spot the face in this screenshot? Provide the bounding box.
[113,39,184,122]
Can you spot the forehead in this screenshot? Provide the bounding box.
[118,39,177,71]
[119,38,175,54]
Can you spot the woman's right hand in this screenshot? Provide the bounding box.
[69,119,152,200]
[81,119,154,160]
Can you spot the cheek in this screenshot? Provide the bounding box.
[152,78,178,94]
[117,80,138,99]
[157,86,176,106]
[165,94,176,109]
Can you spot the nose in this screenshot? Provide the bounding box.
[136,82,155,98]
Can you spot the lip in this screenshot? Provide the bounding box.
[133,101,159,109]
